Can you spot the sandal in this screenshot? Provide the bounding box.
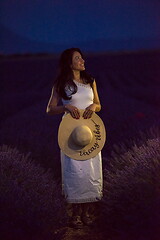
[81,215,94,226]
[70,215,84,229]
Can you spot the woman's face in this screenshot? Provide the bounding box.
[71,51,85,71]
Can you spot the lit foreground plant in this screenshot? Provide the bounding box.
[1,137,160,240]
[102,138,160,240]
[0,145,66,240]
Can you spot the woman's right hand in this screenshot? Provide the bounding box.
[64,104,80,119]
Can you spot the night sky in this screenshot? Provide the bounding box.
[1,0,160,54]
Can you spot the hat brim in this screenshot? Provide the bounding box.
[58,110,106,160]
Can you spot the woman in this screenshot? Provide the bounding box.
[46,48,103,228]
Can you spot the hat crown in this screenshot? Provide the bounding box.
[71,125,93,147]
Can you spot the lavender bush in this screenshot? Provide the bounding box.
[0,145,66,240]
[101,138,160,240]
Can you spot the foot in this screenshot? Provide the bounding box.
[70,215,84,229]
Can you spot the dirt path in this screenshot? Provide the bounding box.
[54,226,111,240]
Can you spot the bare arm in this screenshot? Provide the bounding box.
[92,80,101,112]
[46,87,65,115]
[83,80,101,119]
[46,87,80,118]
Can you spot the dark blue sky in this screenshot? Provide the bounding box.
[1,0,160,54]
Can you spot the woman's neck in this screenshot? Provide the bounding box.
[73,70,81,82]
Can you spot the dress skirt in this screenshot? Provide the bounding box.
[61,150,103,203]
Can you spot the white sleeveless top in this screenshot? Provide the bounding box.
[60,80,103,203]
[62,80,94,110]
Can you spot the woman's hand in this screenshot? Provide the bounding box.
[83,104,96,119]
[65,104,80,119]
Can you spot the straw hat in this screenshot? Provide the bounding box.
[58,110,106,160]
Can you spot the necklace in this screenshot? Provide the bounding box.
[73,80,90,88]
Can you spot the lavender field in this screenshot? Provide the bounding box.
[0,50,160,240]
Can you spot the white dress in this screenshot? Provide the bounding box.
[61,80,103,203]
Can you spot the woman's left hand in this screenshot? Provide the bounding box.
[83,104,97,119]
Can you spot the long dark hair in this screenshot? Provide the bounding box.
[54,48,94,100]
